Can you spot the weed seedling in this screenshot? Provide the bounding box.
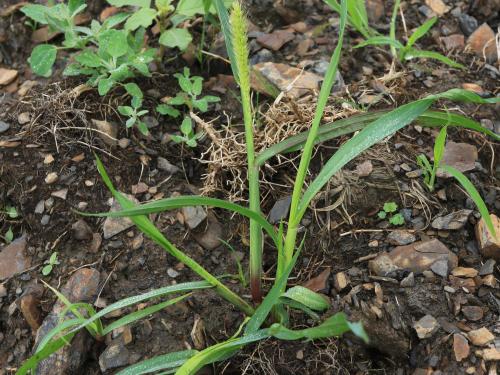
[378,202,405,226]
[118,94,149,135]
[42,252,60,276]
[3,227,13,243]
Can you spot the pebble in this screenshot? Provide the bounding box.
[157,157,179,174]
[103,194,139,239]
[431,260,449,277]
[333,272,349,291]
[0,120,10,133]
[475,214,500,260]
[400,272,415,287]
[462,306,484,321]
[167,268,179,278]
[444,286,456,293]
[0,284,6,298]
[0,236,30,281]
[118,138,130,149]
[45,172,58,185]
[18,112,30,125]
[453,333,470,362]
[77,201,88,210]
[99,343,130,372]
[479,259,496,276]
[34,200,45,214]
[431,209,472,230]
[19,294,42,331]
[41,215,50,225]
[482,348,500,361]
[458,14,478,36]
[71,219,93,241]
[467,23,498,63]
[51,188,68,200]
[451,267,478,278]
[43,154,54,164]
[414,315,439,339]
[181,206,207,230]
[387,230,416,246]
[92,119,118,147]
[467,327,494,346]
[268,196,292,224]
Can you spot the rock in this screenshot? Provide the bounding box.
[355,160,373,177]
[462,83,487,96]
[103,194,139,239]
[256,30,294,51]
[51,188,68,200]
[369,239,458,276]
[252,62,322,98]
[431,259,449,277]
[89,233,102,253]
[467,327,494,346]
[400,272,415,287]
[17,80,38,97]
[479,259,496,276]
[19,294,42,331]
[303,268,331,292]
[41,215,50,226]
[92,119,118,147]
[131,182,148,195]
[72,220,93,241]
[458,14,478,36]
[45,172,58,185]
[34,200,45,214]
[449,275,476,293]
[118,138,130,149]
[182,206,207,230]
[451,267,478,278]
[35,268,100,375]
[453,333,470,361]
[43,154,55,165]
[190,315,205,350]
[99,342,130,372]
[0,236,31,280]
[0,68,18,86]
[157,157,179,174]
[462,306,483,321]
[333,272,349,292]
[440,34,465,50]
[167,268,179,278]
[268,196,292,224]
[387,230,416,246]
[365,0,384,23]
[482,348,500,361]
[436,142,477,178]
[0,120,10,133]
[0,284,6,298]
[131,233,143,250]
[194,213,222,251]
[18,112,30,125]
[414,315,439,339]
[475,214,500,260]
[482,274,497,287]
[467,23,498,63]
[425,0,450,16]
[431,209,472,230]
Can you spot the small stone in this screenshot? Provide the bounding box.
[182,206,207,230]
[365,0,384,22]
[0,121,10,133]
[467,23,498,63]
[0,236,30,280]
[483,348,500,361]
[112,326,133,345]
[449,275,476,293]
[462,306,484,321]
[99,343,130,372]
[0,68,18,85]
[256,30,294,51]
[89,233,102,253]
[467,327,494,346]
[432,210,472,230]
[103,194,139,239]
[444,285,456,293]
[414,315,439,339]
[18,112,30,125]
[387,230,416,246]
[45,172,58,185]
[453,333,470,361]
[451,267,478,278]
[131,233,143,250]
[368,240,379,247]
[118,138,130,149]
[431,259,449,277]
[19,294,42,331]
[303,268,331,292]
[190,315,205,350]
[51,188,68,200]
[167,268,179,278]
[437,142,478,178]
[71,220,93,241]
[17,80,37,96]
[77,202,88,210]
[157,157,179,174]
[92,119,118,147]
[333,272,349,291]
[400,272,415,287]
[131,182,148,195]
[296,349,304,360]
[425,0,449,15]
[476,214,500,260]
[268,196,292,224]
[458,14,478,36]
[194,213,223,251]
[462,83,486,96]
[34,200,45,214]
[43,154,54,164]
[440,34,465,50]
[41,215,50,225]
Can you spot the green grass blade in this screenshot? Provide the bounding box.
[102,294,192,335]
[441,165,497,239]
[407,17,437,48]
[404,48,465,69]
[281,286,329,311]
[434,125,448,167]
[34,318,84,355]
[389,0,401,57]
[245,249,301,334]
[79,196,278,248]
[213,0,239,82]
[355,36,403,49]
[94,156,254,316]
[175,330,270,375]
[116,350,198,375]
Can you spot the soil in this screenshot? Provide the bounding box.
[0,0,499,374]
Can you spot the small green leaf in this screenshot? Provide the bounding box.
[192,77,203,96]
[383,202,398,213]
[21,4,48,24]
[204,95,220,103]
[193,98,208,112]
[42,265,53,276]
[98,77,116,95]
[433,125,448,167]
[107,0,151,6]
[377,211,386,219]
[118,106,134,116]
[5,227,13,243]
[125,7,157,31]
[126,117,136,128]
[75,50,102,68]
[137,121,149,135]
[403,48,465,69]
[159,28,193,51]
[124,83,143,99]
[156,104,180,118]
[49,252,58,264]
[407,17,437,48]
[389,213,405,226]
[168,95,186,106]
[98,29,128,58]
[6,206,19,219]
[28,44,57,77]
[180,117,193,136]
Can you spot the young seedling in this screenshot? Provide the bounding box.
[118,94,149,135]
[4,227,13,243]
[378,202,405,226]
[42,252,60,276]
[355,2,464,69]
[170,117,203,147]
[324,0,378,39]
[417,125,448,192]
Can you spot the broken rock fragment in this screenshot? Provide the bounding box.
[436,142,477,178]
[467,23,498,63]
[369,239,458,276]
[467,327,494,346]
[414,315,439,339]
[431,209,472,230]
[103,194,139,239]
[256,30,294,51]
[0,236,31,280]
[476,214,500,260]
[453,333,470,362]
